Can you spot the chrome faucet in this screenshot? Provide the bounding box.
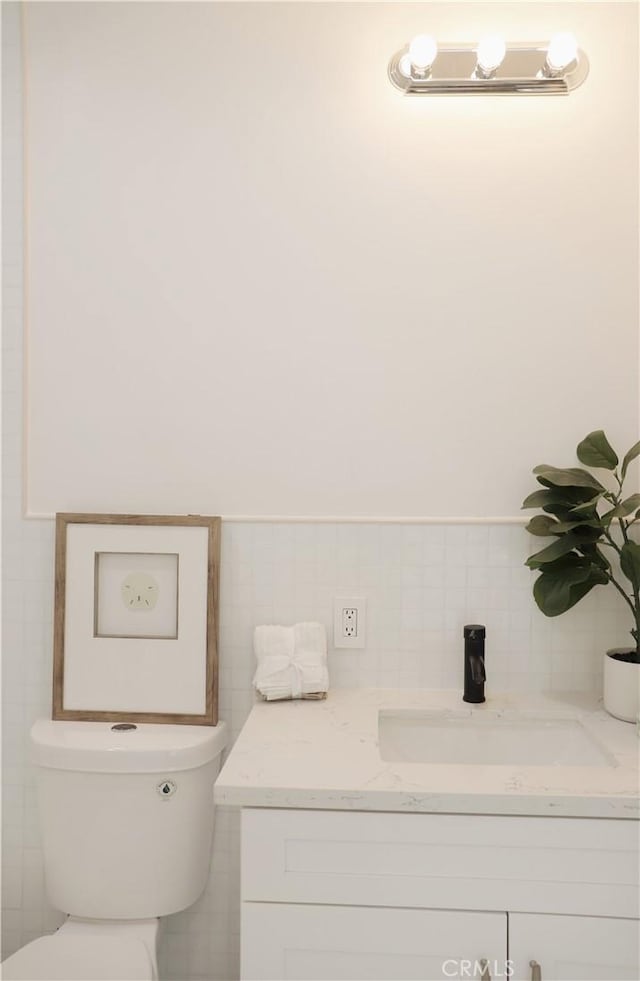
[463,624,486,703]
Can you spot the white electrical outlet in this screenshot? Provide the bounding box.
[343,608,358,638]
[333,596,366,649]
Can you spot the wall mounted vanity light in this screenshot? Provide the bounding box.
[388,33,588,95]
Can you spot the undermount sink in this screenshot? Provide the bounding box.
[378,709,616,767]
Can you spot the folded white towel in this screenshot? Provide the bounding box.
[253,622,329,701]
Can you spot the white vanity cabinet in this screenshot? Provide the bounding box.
[509,913,639,981]
[240,808,639,981]
[243,904,505,981]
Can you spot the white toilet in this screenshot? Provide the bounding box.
[2,718,227,980]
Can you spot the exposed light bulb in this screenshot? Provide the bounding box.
[546,32,578,72]
[398,53,413,78]
[408,34,438,70]
[476,35,506,73]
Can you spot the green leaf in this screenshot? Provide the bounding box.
[569,493,605,516]
[579,544,611,572]
[526,515,559,536]
[534,553,603,576]
[533,575,575,616]
[524,486,602,520]
[522,489,556,509]
[620,541,640,590]
[549,519,602,534]
[601,494,640,522]
[526,534,582,569]
[565,576,608,606]
[572,527,605,545]
[533,566,608,617]
[621,440,640,481]
[533,465,605,492]
[576,430,618,470]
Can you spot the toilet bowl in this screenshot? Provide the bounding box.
[2,917,159,980]
[1,719,227,980]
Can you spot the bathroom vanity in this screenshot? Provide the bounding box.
[214,689,639,981]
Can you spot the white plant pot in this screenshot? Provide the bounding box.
[603,649,640,723]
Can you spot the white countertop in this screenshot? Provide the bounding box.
[214,689,639,818]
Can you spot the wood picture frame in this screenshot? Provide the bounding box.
[53,513,220,725]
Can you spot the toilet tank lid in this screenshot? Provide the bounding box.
[30,719,228,773]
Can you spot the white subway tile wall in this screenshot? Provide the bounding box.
[1,6,631,980]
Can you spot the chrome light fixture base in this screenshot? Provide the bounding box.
[388,43,589,96]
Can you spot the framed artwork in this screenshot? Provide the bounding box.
[53,513,221,725]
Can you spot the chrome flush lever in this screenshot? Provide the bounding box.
[529,960,542,981]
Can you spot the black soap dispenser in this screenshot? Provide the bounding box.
[463,624,486,704]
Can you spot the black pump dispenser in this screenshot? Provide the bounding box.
[463,624,486,703]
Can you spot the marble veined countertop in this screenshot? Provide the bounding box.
[214,689,639,818]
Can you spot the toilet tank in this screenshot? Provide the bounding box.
[30,719,227,919]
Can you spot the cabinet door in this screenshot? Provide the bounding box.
[509,912,640,981]
[242,902,506,980]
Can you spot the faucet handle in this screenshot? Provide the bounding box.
[469,652,486,685]
[479,959,491,980]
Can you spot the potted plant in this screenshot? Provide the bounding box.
[522,430,640,722]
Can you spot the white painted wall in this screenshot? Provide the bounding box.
[23,1,638,518]
[3,3,638,981]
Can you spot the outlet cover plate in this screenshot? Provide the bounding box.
[333,596,366,649]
